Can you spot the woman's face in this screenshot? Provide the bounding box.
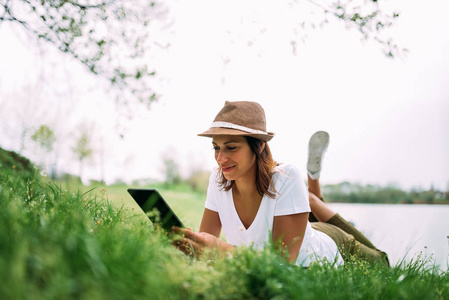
[212,135,256,182]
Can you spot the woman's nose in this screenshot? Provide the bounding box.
[216,150,228,163]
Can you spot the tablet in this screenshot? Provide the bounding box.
[127,188,184,231]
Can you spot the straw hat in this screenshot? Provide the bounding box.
[198,101,275,141]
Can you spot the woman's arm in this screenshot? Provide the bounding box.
[272,212,309,263]
[199,208,222,237]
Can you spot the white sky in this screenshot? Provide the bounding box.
[1,0,448,190]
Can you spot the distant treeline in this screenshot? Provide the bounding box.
[322,182,449,205]
[2,146,447,205]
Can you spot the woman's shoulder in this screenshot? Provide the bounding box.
[271,163,308,204]
[272,163,303,185]
[274,163,301,176]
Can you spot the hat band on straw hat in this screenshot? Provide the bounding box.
[198,101,275,141]
[210,121,269,135]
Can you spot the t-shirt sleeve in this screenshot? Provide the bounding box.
[273,165,310,216]
[204,170,219,212]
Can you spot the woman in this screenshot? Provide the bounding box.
[174,101,389,267]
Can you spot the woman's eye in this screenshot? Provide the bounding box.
[212,145,237,151]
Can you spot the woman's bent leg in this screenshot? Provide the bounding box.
[310,192,381,250]
[326,213,377,249]
[311,222,390,267]
[309,194,389,266]
[307,176,323,222]
[306,131,328,222]
[308,192,336,223]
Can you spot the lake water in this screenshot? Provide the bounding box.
[327,203,449,271]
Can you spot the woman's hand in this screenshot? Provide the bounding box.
[172,226,234,258]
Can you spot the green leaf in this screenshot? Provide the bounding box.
[97,39,106,47]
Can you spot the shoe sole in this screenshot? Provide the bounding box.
[307,131,329,175]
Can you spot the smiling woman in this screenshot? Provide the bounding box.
[213,136,258,187]
[173,101,389,267]
[212,136,255,178]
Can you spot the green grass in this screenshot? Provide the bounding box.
[63,182,206,230]
[1,157,448,299]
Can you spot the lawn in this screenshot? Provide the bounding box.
[74,182,206,230]
[1,149,448,300]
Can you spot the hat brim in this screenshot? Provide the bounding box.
[198,127,275,142]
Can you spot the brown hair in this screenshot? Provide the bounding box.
[218,136,279,198]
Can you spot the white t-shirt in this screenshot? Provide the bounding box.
[204,163,344,267]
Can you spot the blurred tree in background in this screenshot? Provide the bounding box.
[186,168,210,194]
[1,0,168,107]
[73,129,93,182]
[1,0,406,183]
[162,156,182,186]
[304,0,404,58]
[31,124,55,153]
[31,124,56,176]
[1,0,404,109]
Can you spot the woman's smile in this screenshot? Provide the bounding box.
[221,165,235,173]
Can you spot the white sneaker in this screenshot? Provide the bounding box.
[307,131,329,180]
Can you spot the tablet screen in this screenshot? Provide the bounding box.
[127,188,184,231]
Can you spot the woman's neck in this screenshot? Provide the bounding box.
[233,167,260,201]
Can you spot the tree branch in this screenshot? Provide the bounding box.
[65,0,114,10]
